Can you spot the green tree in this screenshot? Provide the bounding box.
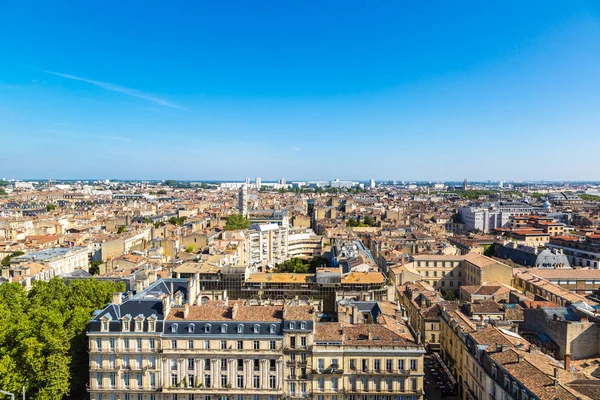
[0,278,125,400]
[117,226,126,234]
[0,188,7,196]
[46,204,57,212]
[1,251,24,267]
[443,290,457,301]
[363,215,375,226]
[186,245,195,253]
[143,217,152,224]
[168,216,187,226]
[580,194,600,202]
[157,189,168,195]
[224,214,250,230]
[275,258,310,273]
[88,260,102,275]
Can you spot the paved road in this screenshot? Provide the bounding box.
[424,355,460,400]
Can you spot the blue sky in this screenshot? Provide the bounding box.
[1,1,599,181]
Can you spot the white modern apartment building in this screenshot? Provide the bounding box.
[287,229,323,259]
[459,202,536,232]
[248,224,288,266]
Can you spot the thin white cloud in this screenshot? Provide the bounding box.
[45,70,189,111]
[106,136,133,143]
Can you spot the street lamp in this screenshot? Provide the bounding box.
[0,390,15,400]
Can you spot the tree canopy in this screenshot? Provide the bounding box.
[443,290,457,301]
[274,256,330,274]
[456,190,497,199]
[580,194,600,202]
[275,258,311,273]
[88,260,102,275]
[1,251,24,267]
[46,204,57,212]
[224,214,250,230]
[169,216,187,226]
[0,278,125,400]
[346,215,376,227]
[163,180,192,189]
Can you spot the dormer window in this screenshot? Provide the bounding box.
[101,320,109,332]
[269,324,276,334]
[289,322,295,330]
[221,324,227,333]
[300,322,306,330]
[188,323,195,333]
[204,324,211,333]
[148,320,155,332]
[237,324,244,333]
[253,324,260,334]
[171,323,178,333]
[135,321,142,332]
[122,320,130,332]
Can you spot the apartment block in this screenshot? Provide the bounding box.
[88,277,425,400]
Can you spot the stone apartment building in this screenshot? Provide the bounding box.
[88,276,425,400]
[394,253,513,291]
[439,307,598,400]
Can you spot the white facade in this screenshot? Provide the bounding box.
[238,185,248,217]
[248,223,288,266]
[11,246,90,276]
[459,202,535,232]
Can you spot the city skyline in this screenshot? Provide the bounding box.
[1,2,599,180]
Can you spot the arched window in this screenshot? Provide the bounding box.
[221,324,228,333]
[253,324,260,334]
[237,324,244,333]
[204,324,211,333]
[188,323,195,333]
[289,322,295,330]
[269,324,276,334]
[300,322,306,330]
[171,323,178,333]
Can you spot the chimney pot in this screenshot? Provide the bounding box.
[564,354,571,371]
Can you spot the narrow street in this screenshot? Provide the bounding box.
[424,355,460,400]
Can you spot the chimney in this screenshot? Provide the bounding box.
[136,280,144,293]
[416,332,422,345]
[517,354,523,363]
[161,294,171,316]
[395,310,403,321]
[564,354,571,371]
[184,303,190,319]
[554,367,559,379]
[112,292,122,305]
[368,329,373,341]
[528,345,537,353]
